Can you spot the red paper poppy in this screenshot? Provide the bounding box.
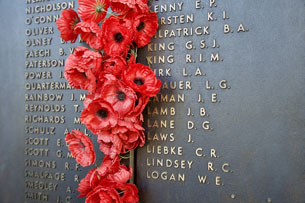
[110,0,148,14]
[101,16,133,57]
[133,12,158,47]
[77,158,135,200]
[77,168,95,197]
[76,47,103,77]
[78,156,131,194]
[65,130,96,167]
[98,74,137,118]
[98,119,144,157]
[110,0,131,14]
[64,48,98,93]
[85,182,121,203]
[78,0,110,23]
[96,155,120,176]
[135,0,149,12]
[122,63,161,97]
[81,99,118,134]
[117,183,139,203]
[98,133,123,158]
[102,55,128,78]
[128,93,149,117]
[75,22,103,50]
[86,182,139,203]
[83,93,95,108]
[96,155,132,184]
[121,127,144,150]
[127,54,136,65]
[78,169,104,198]
[115,119,145,150]
[56,9,80,43]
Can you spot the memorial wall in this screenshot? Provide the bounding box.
[0,0,304,202]
[24,0,92,202]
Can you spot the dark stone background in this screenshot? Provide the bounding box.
[0,0,26,202]
[136,0,305,202]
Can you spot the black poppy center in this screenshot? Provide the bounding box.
[134,78,144,85]
[82,72,87,79]
[114,33,124,43]
[136,22,145,32]
[96,109,108,119]
[117,91,126,101]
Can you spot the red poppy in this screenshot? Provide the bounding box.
[78,0,110,23]
[115,119,145,150]
[81,99,118,134]
[133,12,158,47]
[127,54,136,65]
[83,93,95,108]
[98,74,137,118]
[65,130,96,167]
[64,48,98,93]
[96,155,120,176]
[125,112,143,124]
[117,183,139,203]
[77,158,136,201]
[135,0,149,12]
[77,156,132,196]
[98,132,123,158]
[110,0,148,14]
[110,0,131,14]
[76,47,103,77]
[78,169,104,198]
[122,63,161,97]
[85,182,121,203]
[102,55,127,78]
[96,155,132,184]
[128,93,149,117]
[56,9,80,43]
[85,180,139,203]
[98,119,144,157]
[77,168,95,197]
[121,127,144,150]
[101,16,133,57]
[75,22,103,50]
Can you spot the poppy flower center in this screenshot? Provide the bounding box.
[96,5,104,13]
[114,33,124,43]
[96,109,108,119]
[82,72,87,79]
[134,78,144,85]
[72,18,79,28]
[136,22,145,32]
[117,91,126,101]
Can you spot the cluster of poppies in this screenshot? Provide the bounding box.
[56,0,160,202]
